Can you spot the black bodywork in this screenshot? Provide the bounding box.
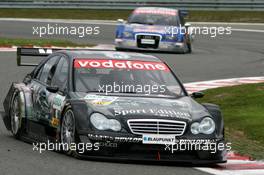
[2,48,226,164]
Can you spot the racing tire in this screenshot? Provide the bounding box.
[187,43,192,53]
[182,34,192,54]
[180,38,191,54]
[60,107,81,158]
[115,47,121,51]
[9,91,23,139]
[115,47,126,51]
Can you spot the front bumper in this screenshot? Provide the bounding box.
[78,131,227,164]
[115,38,187,53]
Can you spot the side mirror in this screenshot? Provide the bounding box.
[191,91,204,99]
[117,19,124,23]
[23,73,32,84]
[185,23,191,28]
[184,23,194,41]
[46,86,59,93]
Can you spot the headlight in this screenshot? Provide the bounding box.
[190,122,200,135]
[199,117,215,134]
[123,31,133,38]
[90,113,121,131]
[190,117,215,135]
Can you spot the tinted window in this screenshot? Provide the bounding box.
[51,56,69,89]
[73,59,184,97]
[38,56,60,85]
[35,65,44,80]
[128,9,179,26]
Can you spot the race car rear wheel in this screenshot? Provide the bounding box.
[10,92,22,138]
[60,107,80,158]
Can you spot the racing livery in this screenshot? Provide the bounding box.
[1,48,226,164]
[115,7,192,53]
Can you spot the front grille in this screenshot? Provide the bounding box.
[136,35,160,49]
[127,119,186,136]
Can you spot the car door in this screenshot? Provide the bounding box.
[48,56,69,128]
[28,55,61,136]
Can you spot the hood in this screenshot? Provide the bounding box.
[124,24,171,35]
[73,93,209,123]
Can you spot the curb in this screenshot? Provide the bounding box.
[186,77,264,175]
[184,77,264,93]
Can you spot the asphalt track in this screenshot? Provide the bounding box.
[0,19,264,175]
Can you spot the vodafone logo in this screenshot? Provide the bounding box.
[74,59,169,71]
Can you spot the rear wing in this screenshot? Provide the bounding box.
[17,47,61,66]
[17,47,113,66]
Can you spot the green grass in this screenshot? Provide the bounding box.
[197,83,264,160]
[0,9,263,22]
[0,37,95,47]
[188,11,264,23]
[0,9,132,20]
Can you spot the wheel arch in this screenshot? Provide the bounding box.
[3,83,30,131]
[202,103,224,138]
[60,100,90,134]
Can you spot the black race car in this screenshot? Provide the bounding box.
[1,48,227,164]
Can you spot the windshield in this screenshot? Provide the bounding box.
[73,59,184,97]
[128,9,179,26]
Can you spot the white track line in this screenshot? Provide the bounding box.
[0,48,16,52]
[184,77,264,93]
[0,18,264,26]
[195,167,264,175]
[0,18,117,25]
[232,28,264,33]
[0,18,264,32]
[190,22,264,26]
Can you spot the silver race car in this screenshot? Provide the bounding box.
[115,7,193,53]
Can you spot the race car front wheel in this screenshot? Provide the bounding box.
[10,92,22,139]
[60,107,80,158]
[187,43,192,53]
[184,35,192,53]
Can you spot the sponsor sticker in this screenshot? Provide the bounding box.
[142,134,176,145]
[87,134,142,143]
[50,117,60,127]
[74,59,169,72]
[134,9,177,16]
[84,95,118,105]
[114,108,191,120]
[53,94,66,111]
[141,39,155,45]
